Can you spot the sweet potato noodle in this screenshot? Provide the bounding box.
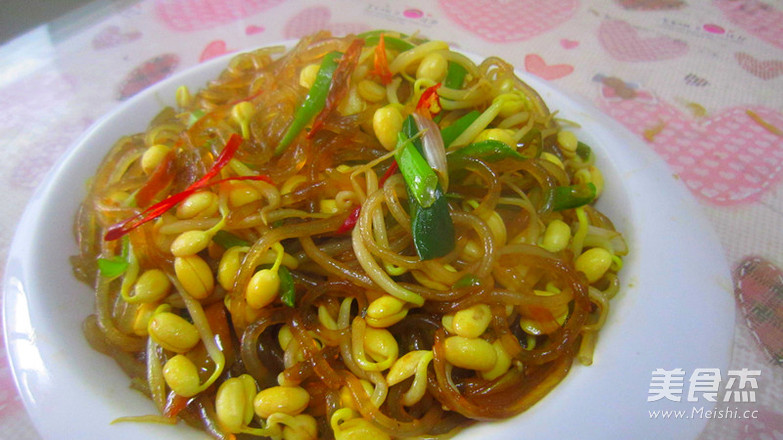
[72,30,628,439]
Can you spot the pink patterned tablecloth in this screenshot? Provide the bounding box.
[1,0,782,438]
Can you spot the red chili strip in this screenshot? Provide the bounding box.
[104,134,272,241]
[135,149,176,208]
[416,83,442,117]
[163,392,190,419]
[308,38,365,139]
[336,206,362,234]
[379,160,399,186]
[370,34,393,85]
[227,88,264,106]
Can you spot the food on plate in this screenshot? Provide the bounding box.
[71,30,628,439]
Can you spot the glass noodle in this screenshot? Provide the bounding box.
[72,30,628,440]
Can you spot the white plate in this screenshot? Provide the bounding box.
[3,41,735,439]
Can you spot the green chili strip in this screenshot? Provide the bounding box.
[357,30,409,39]
[395,132,439,208]
[212,230,249,248]
[275,51,342,155]
[440,110,480,148]
[362,35,415,51]
[402,115,455,260]
[409,187,454,260]
[187,109,206,128]
[552,183,597,211]
[576,141,592,161]
[97,235,130,277]
[453,273,480,288]
[448,139,527,165]
[444,61,467,89]
[279,266,296,307]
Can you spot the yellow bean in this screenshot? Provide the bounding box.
[282,414,318,440]
[170,230,211,257]
[357,79,386,102]
[386,350,432,386]
[253,386,310,418]
[481,340,512,381]
[338,379,374,411]
[373,105,403,151]
[575,247,613,283]
[363,327,399,365]
[231,101,255,125]
[140,144,170,174]
[519,318,544,336]
[411,270,449,291]
[278,325,294,351]
[474,128,516,148]
[174,255,215,299]
[216,377,249,433]
[460,239,483,261]
[574,166,605,197]
[541,152,565,170]
[218,246,246,291]
[239,374,258,425]
[133,269,171,303]
[452,304,492,338]
[132,302,158,336]
[591,166,605,196]
[107,190,130,205]
[498,94,526,118]
[443,336,497,371]
[540,219,571,253]
[228,182,262,207]
[338,85,365,116]
[246,269,280,309]
[319,199,340,214]
[484,210,507,245]
[163,355,201,397]
[441,314,455,334]
[176,191,219,219]
[299,64,320,89]
[416,52,447,82]
[148,311,201,353]
[333,413,390,440]
[557,130,578,153]
[366,295,408,328]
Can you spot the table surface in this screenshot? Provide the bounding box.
[1,0,782,439]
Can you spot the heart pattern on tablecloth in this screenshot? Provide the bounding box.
[614,0,685,9]
[525,54,574,80]
[437,0,578,43]
[597,92,783,205]
[283,6,370,39]
[598,19,688,62]
[734,257,783,365]
[154,0,285,32]
[117,54,180,100]
[715,0,783,50]
[735,52,783,80]
[245,24,265,35]
[200,40,235,62]
[92,25,142,50]
[560,38,579,49]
